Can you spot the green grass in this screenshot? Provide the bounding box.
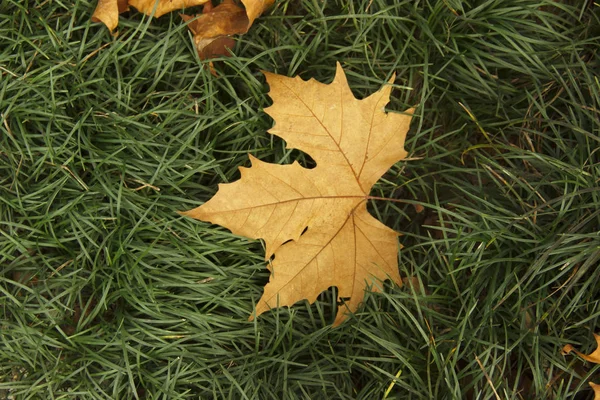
[1,0,600,398]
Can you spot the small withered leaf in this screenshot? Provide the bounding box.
[562,333,600,364]
[181,0,273,62]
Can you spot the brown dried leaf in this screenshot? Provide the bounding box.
[181,1,247,60]
[181,63,413,325]
[562,333,600,364]
[182,0,274,60]
[91,0,208,32]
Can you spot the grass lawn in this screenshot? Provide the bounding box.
[1,0,600,398]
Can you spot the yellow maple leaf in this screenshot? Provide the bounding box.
[182,63,413,325]
[562,333,600,364]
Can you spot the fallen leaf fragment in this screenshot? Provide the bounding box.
[181,63,413,325]
[588,382,600,400]
[130,0,209,17]
[92,0,208,32]
[92,0,129,32]
[591,382,600,400]
[242,0,272,26]
[562,333,600,364]
[181,1,246,60]
[91,0,273,64]
[182,0,274,60]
